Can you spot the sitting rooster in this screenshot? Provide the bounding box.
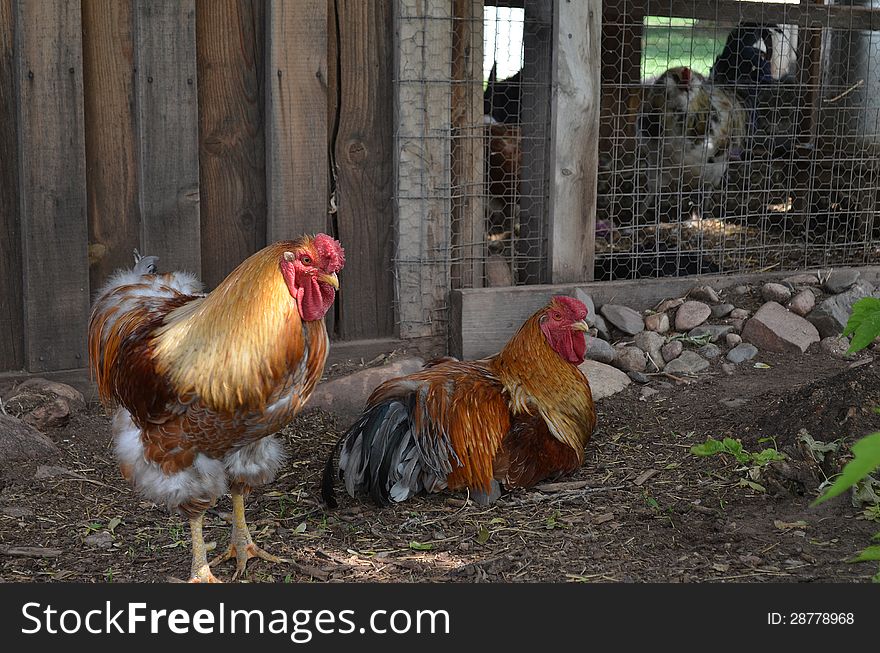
[89,235,344,582]
[322,296,596,506]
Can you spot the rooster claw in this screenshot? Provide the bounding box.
[211,542,288,580]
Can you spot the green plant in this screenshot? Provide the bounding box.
[690,437,785,493]
[813,297,880,581]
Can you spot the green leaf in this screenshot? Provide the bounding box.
[753,448,786,466]
[739,479,766,493]
[849,545,880,562]
[872,531,880,542]
[690,438,726,457]
[813,432,880,505]
[843,297,880,353]
[722,438,750,465]
[476,525,490,544]
[107,517,122,533]
[294,522,307,534]
[798,430,840,463]
[409,540,433,551]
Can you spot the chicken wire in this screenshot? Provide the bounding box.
[598,0,880,280]
[394,0,553,324]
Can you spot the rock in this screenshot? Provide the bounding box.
[593,314,612,341]
[600,304,644,336]
[2,378,85,430]
[721,398,748,408]
[742,302,820,353]
[721,363,736,376]
[729,308,750,320]
[84,532,114,550]
[634,331,666,371]
[731,285,751,296]
[0,415,60,469]
[2,506,34,518]
[698,344,721,359]
[656,298,684,313]
[688,324,735,343]
[584,337,616,365]
[661,340,683,362]
[787,289,815,317]
[725,333,742,348]
[784,273,819,285]
[34,465,70,480]
[627,371,650,384]
[613,346,647,373]
[485,256,514,287]
[644,312,670,334]
[762,282,792,304]
[728,318,745,333]
[808,281,876,337]
[309,358,426,418]
[726,343,759,364]
[675,301,711,331]
[579,361,631,400]
[574,289,596,326]
[819,336,856,360]
[824,269,860,294]
[663,351,709,375]
[710,303,735,318]
[639,387,659,401]
[689,285,719,303]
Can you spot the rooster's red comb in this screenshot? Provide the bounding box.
[550,295,588,320]
[314,233,345,273]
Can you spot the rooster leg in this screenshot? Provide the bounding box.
[188,514,221,583]
[210,491,287,579]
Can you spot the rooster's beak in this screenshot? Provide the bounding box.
[570,320,590,332]
[319,272,339,290]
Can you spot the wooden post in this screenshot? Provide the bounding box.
[518,1,553,285]
[450,0,485,290]
[265,0,328,242]
[547,0,600,283]
[14,0,90,371]
[0,0,23,371]
[333,0,396,340]
[395,0,453,339]
[196,0,267,289]
[82,0,141,292]
[134,0,201,273]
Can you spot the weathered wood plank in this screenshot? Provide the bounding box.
[0,0,23,371]
[333,0,395,339]
[395,0,453,338]
[15,0,90,371]
[517,1,552,284]
[196,0,266,289]
[451,266,880,359]
[548,0,600,283]
[134,0,200,273]
[450,0,485,290]
[265,0,328,241]
[82,0,140,291]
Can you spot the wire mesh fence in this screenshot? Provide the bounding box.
[598,0,880,280]
[394,0,880,336]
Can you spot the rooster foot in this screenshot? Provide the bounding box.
[210,540,288,580]
[189,563,222,583]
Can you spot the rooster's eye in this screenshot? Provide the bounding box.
[552,311,562,320]
[301,255,312,265]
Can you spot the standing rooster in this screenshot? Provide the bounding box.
[322,296,595,506]
[637,66,747,214]
[88,235,344,582]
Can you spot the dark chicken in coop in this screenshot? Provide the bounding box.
[322,296,596,507]
[88,235,344,582]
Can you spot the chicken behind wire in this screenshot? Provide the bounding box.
[638,66,747,213]
[88,234,344,582]
[323,296,596,507]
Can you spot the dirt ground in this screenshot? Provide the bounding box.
[1,349,878,584]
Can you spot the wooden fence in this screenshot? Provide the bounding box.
[0,0,397,374]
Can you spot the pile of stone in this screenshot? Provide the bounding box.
[576,269,879,399]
